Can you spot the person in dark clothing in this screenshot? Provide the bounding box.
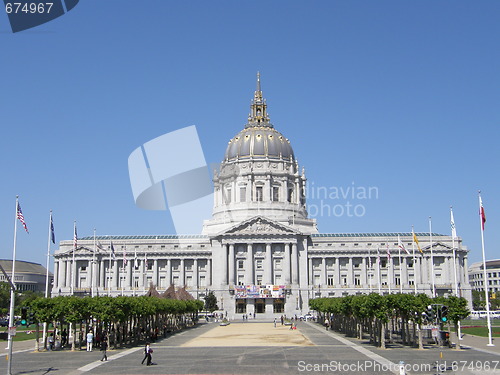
[100,339,108,361]
[141,342,153,366]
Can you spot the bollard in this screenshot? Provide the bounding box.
[399,360,405,375]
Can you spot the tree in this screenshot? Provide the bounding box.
[204,291,218,312]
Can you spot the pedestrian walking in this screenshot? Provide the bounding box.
[100,338,108,361]
[324,318,329,331]
[61,329,67,348]
[86,330,94,351]
[273,318,277,328]
[47,333,54,351]
[141,342,153,366]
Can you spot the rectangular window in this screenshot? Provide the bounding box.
[226,188,232,203]
[240,187,246,202]
[186,275,193,287]
[172,276,179,286]
[327,275,334,286]
[256,186,263,202]
[274,274,282,284]
[199,275,206,287]
[287,188,293,203]
[256,259,263,269]
[256,275,263,286]
[274,259,282,270]
[354,276,361,286]
[272,186,279,202]
[237,275,244,286]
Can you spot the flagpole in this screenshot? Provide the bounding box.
[377,247,381,294]
[387,246,392,294]
[7,197,19,375]
[429,217,436,298]
[108,240,112,297]
[412,226,417,295]
[479,192,494,346]
[368,248,372,293]
[450,207,459,296]
[92,229,96,297]
[42,210,53,350]
[71,221,76,294]
[398,244,402,294]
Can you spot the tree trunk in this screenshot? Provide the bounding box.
[417,323,424,350]
[380,321,386,349]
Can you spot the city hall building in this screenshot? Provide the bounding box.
[52,75,472,318]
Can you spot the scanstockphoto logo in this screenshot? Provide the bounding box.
[306,181,379,218]
[3,0,79,33]
[128,126,214,235]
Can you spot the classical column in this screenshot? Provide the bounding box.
[193,259,199,288]
[401,256,408,288]
[207,258,212,286]
[335,257,341,286]
[126,260,132,289]
[321,257,327,286]
[347,257,353,286]
[166,259,171,286]
[53,261,59,291]
[388,256,394,289]
[291,243,298,284]
[180,259,185,287]
[139,259,145,288]
[308,257,313,285]
[99,259,105,289]
[228,244,235,285]
[113,260,119,288]
[153,259,158,287]
[246,244,254,284]
[265,243,272,284]
[284,243,291,284]
[65,260,71,289]
[59,260,66,288]
[361,256,367,286]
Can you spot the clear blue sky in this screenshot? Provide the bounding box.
[1,1,499,270]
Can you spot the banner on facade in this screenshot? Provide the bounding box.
[235,285,286,298]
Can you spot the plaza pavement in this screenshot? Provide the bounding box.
[0,321,499,375]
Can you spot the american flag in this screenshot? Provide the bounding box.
[386,244,391,260]
[17,201,29,233]
[73,223,78,250]
[123,247,128,266]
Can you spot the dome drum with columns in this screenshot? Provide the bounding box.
[51,73,473,318]
[202,73,317,236]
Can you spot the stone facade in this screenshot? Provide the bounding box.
[52,74,472,318]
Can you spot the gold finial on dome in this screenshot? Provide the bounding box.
[247,72,272,128]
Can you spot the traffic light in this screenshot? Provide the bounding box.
[440,306,448,323]
[21,307,27,325]
[28,311,35,325]
[426,305,436,323]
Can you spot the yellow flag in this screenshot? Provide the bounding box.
[413,231,423,254]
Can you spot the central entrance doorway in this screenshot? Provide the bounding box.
[255,298,265,313]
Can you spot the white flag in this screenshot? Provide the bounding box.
[450,207,457,239]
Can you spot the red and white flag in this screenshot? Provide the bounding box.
[17,201,29,233]
[480,195,486,231]
[398,234,410,255]
[386,244,391,260]
[123,247,128,266]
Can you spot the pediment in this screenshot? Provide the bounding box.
[423,242,453,251]
[217,216,301,237]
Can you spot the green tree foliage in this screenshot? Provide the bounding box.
[204,291,218,312]
[310,293,469,350]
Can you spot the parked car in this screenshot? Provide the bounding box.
[0,319,8,327]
